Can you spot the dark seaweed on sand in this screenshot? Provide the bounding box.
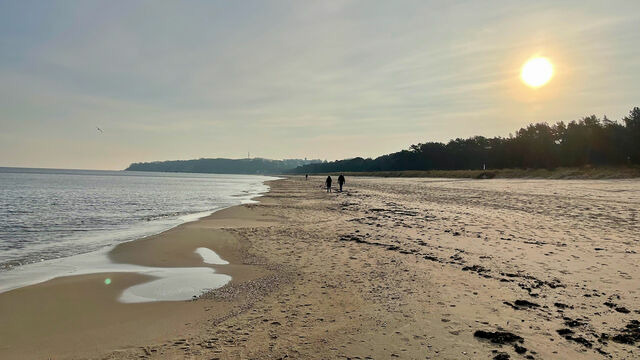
[474,330,524,344]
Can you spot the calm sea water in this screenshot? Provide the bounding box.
[0,167,275,270]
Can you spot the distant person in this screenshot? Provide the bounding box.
[305,174,308,180]
[325,175,332,193]
[338,174,345,192]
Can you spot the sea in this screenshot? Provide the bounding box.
[0,167,276,271]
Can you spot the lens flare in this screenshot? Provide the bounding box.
[104,278,111,285]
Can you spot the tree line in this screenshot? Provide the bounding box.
[292,107,640,174]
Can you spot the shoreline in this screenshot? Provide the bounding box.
[0,168,275,273]
[0,177,274,291]
[2,176,639,359]
[0,185,283,359]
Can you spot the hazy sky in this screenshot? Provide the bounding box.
[1,1,639,170]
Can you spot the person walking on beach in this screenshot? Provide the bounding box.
[305,174,308,180]
[338,174,345,192]
[325,175,332,193]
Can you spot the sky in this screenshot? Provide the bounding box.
[1,0,639,170]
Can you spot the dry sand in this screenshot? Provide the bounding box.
[1,176,639,359]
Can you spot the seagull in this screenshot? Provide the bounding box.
[96,127,103,133]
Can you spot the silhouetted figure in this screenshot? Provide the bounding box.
[305,174,308,180]
[338,174,345,192]
[325,176,332,192]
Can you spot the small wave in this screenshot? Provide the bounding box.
[0,171,275,273]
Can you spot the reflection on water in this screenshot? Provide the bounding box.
[0,246,232,303]
[119,267,230,303]
[195,247,229,265]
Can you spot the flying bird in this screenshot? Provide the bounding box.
[96,127,103,133]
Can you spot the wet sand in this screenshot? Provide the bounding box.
[2,176,639,359]
[0,272,216,359]
[0,205,279,359]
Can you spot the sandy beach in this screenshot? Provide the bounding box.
[1,176,639,359]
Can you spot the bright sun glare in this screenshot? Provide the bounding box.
[521,57,553,88]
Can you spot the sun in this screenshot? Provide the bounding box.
[521,57,553,87]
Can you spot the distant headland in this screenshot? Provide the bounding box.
[125,158,321,175]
